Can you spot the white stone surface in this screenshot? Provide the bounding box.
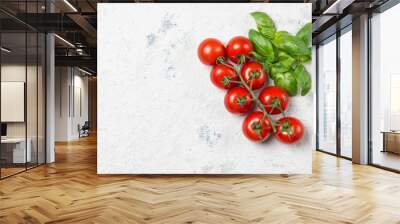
[98,3,314,174]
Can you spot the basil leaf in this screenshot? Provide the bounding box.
[270,62,289,80]
[250,11,276,39]
[273,31,309,57]
[274,71,298,96]
[251,51,266,62]
[248,29,275,62]
[296,47,312,63]
[278,51,296,69]
[261,62,271,74]
[296,22,312,46]
[293,64,312,96]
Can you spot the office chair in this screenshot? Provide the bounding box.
[79,121,90,138]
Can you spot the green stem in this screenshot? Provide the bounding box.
[219,61,235,70]
[232,63,276,132]
[229,80,243,84]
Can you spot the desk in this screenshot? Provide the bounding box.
[1,138,31,163]
[381,131,400,154]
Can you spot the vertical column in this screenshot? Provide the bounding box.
[352,14,369,164]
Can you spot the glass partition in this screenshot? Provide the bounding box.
[339,27,352,158]
[0,31,28,177]
[317,36,337,154]
[370,3,400,171]
[0,1,46,179]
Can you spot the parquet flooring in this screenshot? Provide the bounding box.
[1,135,400,223]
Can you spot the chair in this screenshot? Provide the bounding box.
[79,121,90,138]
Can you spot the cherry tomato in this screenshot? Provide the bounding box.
[242,111,273,142]
[258,86,289,115]
[274,117,304,144]
[198,38,225,65]
[240,62,268,90]
[224,86,254,114]
[226,36,253,63]
[210,64,238,89]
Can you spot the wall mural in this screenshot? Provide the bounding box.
[98,3,314,174]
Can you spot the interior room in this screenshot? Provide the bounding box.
[0,0,400,223]
[0,27,46,178]
[370,2,400,171]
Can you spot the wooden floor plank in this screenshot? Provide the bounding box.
[0,135,400,223]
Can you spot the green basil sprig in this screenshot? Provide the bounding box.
[248,12,312,96]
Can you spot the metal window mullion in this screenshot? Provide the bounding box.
[367,11,373,165]
[68,69,71,118]
[72,67,74,118]
[44,0,48,164]
[336,27,341,157]
[316,45,320,150]
[0,24,2,179]
[25,0,28,171]
[36,0,39,167]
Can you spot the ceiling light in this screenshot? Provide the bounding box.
[1,47,11,53]
[54,34,75,48]
[78,67,93,76]
[63,0,78,12]
[323,0,354,15]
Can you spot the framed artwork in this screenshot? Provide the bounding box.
[98,3,314,174]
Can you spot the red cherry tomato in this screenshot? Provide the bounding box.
[198,38,225,65]
[240,62,268,90]
[274,117,304,144]
[226,36,253,63]
[210,64,238,89]
[224,86,254,114]
[258,86,289,115]
[242,111,273,142]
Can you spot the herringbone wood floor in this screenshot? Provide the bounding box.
[1,135,400,224]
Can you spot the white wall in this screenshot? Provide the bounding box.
[1,64,42,138]
[55,67,89,141]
